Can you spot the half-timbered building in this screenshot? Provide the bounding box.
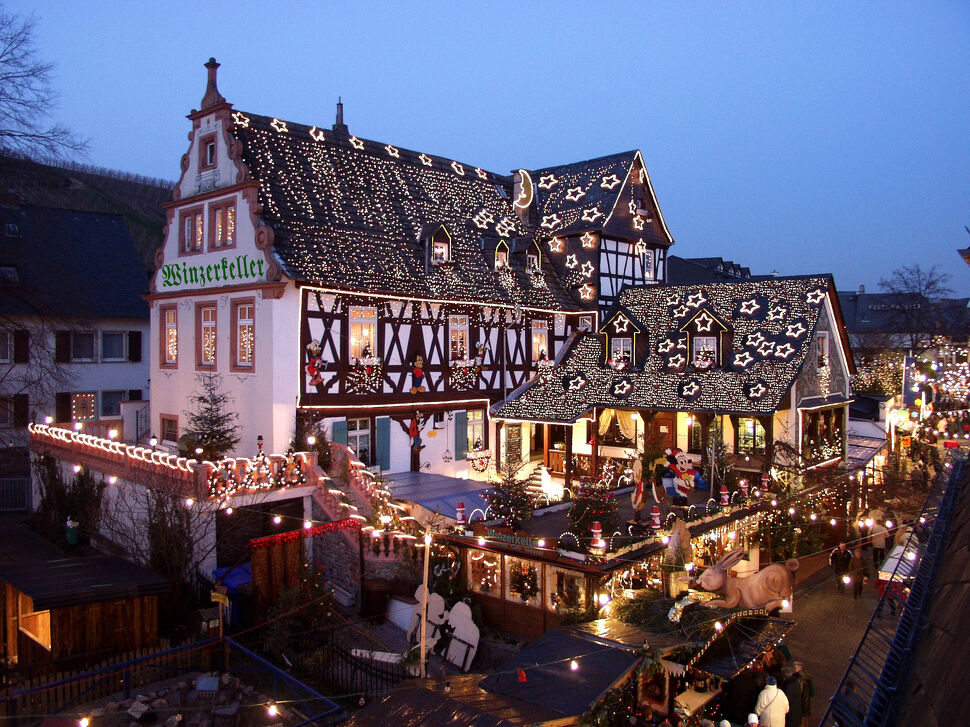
[147,59,673,480]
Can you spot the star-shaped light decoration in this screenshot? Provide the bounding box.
[418,153,433,166]
[672,305,690,318]
[472,215,489,230]
[580,261,595,278]
[733,351,754,368]
[757,341,776,357]
[632,215,645,230]
[232,112,250,128]
[657,339,675,354]
[309,126,326,142]
[565,186,586,202]
[495,217,515,236]
[805,288,826,305]
[385,144,400,158]
[746,331,766,348]
[680,380,700,398]
[767,305,787,321]
[548,237,565,253]
[677,338,687,349]
[628,200,638,215]
[774,343,796,359]
[739,299,761,315]
[582,207,603,223]
[581,232,597,248]
[541,214,561,230]
[694,312,714,332]
[687,291,707,308]
[451,161,465,175]
[638,167,646,183]
[578,283,595,300]
[475,167,488,180]
[270,118,288,133]
[666,294,681,306]
[748,382,767,399]
[667,353,686,370]
[613,315,630,333]
[349,136,365,150]
[601,174,621,190]
[635,238,647,255]
[538,174,559,189]
[612,378,633,398]
[785,322,807,338]
[565,254,579,269]
[565,373,588,392]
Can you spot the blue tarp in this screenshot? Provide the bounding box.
[212,561,252,592]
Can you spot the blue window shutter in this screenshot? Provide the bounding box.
[332,419,347,446]
[455,411,468,461]
[376,416,391,472]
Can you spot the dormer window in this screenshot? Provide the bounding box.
[680,306,729,370]
[817,331,829,369]
[431,227,451,264]
[494,240,510,270]
[527,252,539,271]
[692,336,717,369]
[610,337,632,363]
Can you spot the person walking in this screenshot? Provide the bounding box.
[870,519,888,569]
[779,665,802,727]
[793,662,813,727]
[755,675,789,727]
[830,542,852,594]
[850,549,865,599]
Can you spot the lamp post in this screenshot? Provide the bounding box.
[419,528,432,679]
[149,433,158,451]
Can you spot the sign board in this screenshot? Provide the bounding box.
[210,591,229,606]
[900,436,912,449]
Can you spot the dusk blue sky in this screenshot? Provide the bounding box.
[13,1,970,294]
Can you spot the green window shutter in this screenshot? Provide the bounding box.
[331,419,347,446]
[376,416,391,472]
[455,410,468,461]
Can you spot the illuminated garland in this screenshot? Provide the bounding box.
[275,449,308,486]
[250,518,360,549]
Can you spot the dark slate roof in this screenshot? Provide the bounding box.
[0,205,150,320]
[688,615,795,680]
[0,556,169,609]
[229,111,578,310]
[667,255,755,284]
[478,626,642,720]
[837,291,969,337]
[494,276,833,421]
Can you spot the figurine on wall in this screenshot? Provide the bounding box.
[410,354,427,394]
[694,547,799,611]
[305,340,325,389]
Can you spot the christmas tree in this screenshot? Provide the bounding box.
[183,372,240,460]
[483,462,533,530]
[567,479,618,546]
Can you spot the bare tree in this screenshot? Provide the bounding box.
[878,264,954,352]
[0,8,86,158]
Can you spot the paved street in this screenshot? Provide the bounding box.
[786,556,882,722]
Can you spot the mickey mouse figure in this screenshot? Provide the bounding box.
[410,354,427,394]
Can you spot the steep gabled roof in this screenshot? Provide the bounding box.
[493,276,835,421]
[229,112,578,309]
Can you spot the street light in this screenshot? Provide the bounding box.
[149,433,158,450]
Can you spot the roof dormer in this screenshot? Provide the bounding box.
[420,223,453,271]
[599,306,644,371]
[679,307,730,370]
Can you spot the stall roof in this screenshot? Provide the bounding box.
[343,685,523,727]
[478,625,643,719]
[385,471,489,521]
[688,614,795,680]
[570,618,691,654]
[0,556,169,610]
[846,434,888,473]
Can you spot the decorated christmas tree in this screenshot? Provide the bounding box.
[482,462,533,530]
[183,372,240,460]
[567,479,618,546]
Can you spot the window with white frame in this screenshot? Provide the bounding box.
[467,409,484,452]
[347,417,371,465]
[71,332,95,361]
[349,307,377,359]
[181,208,204,253]
[235,302,255,367]
[101,390,127,418]
[531,320,549,361]
[199,306,216,367]
[578,316,593,332]
[643,249,654,280]
[210,201,236,249]
[449,315,469,361]
[692,336,717,368]
[610,337,632,363]
[101,332,125,361]
[527,252,539,271]
[431,228,450,263]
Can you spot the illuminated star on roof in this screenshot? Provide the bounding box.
[548,237,565,253]
[757,341,776,357]
[601,174,621,190]
[805,288,826,305]
[613,380,632,396]
[739,299,761,315]
[232,112,250,127]
[775,343,796,359]
[747,331,766,347]
[578,283,595,300]
[786,322,807,338]
[451,161,465,175]
[567,374,587,391]
[687,291,707,308]
[666,294,681,306]
[538,174,559,189]
[749,383,767,398]
[681,381,700,397]
[349,136,365,150]
[496,218,515,236]
[628,200,638,215]
[632,216,645,230]
[635,239,647,255]
[418,153,433,166]
[767,305,787,321]
[541,214,561,229]
[475,167,488,180]
[673,305,690,318]
[580,261,595,278]
[565,254,579,269]
[613,315,630,333]
[657,339,674,353]
[581,232,597,248]
[565,186,586,202]
[668,353,685,369]
[385,144,400,158]
[582,207,603,223]
[734,351,754,368]
[309,126,326,142]
[694,312,714,332]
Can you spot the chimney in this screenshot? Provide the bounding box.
[332,97,348,135]
[859,284,865,293]
[200,57,226,110]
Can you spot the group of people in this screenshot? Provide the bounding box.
[718,648,813,727]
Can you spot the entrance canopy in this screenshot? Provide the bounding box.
[385,471,489,521]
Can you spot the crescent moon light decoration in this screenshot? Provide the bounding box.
[513,169,534,209]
